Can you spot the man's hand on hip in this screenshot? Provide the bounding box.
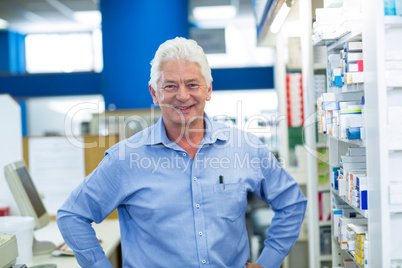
[246,263,263,268]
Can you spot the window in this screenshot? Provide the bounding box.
[189,1,275,69]
[25,29,103,74]
[205,89,280,152]
[25,95,105,136]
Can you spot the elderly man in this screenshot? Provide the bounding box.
[57,37,307,268]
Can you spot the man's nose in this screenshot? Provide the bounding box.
[176,84,190,102]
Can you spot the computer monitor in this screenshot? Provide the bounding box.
[4,160,56,254]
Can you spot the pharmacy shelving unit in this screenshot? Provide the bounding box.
[307,1,402,268]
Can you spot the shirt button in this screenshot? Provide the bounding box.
[199,231,203,236]
[193,177,197,181]
[196,204,200,209]
[182,152,187,156]
[202,260,206,264]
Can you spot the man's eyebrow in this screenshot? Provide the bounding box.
[184,78,201,83]
[163,80,178,84]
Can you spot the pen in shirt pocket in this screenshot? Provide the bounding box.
[219,175,225,190]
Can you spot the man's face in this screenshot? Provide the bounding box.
[149,60,212,128]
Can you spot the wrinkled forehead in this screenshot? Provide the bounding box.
[159,60,203,78]
[159,59,201,70]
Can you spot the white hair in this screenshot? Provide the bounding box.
[149,37,212,90]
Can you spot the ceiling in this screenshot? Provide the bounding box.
[189,0,254,21]
[0,0,99,34]
[0,0,254,34]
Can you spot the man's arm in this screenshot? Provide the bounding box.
[253,147,308,268]
[57,152,125,268]
[57,212,113,268]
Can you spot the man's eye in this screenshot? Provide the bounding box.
[165,85,176,90]
[189,84,199,88]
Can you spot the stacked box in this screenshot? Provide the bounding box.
[313,1,362,42]
[286,73,304,127]
[354,232,366,266]
[356,176,368,210]
[332,207,362,241]
[340,223,368,266]
[339,218,367,249]
[327,54,342,89]
[314,74,326,100]
[342,41,364,87]
[316,91,364,140]
[338,156,367,206]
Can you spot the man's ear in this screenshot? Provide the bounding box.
[149,84,159,105]
[206,81,212,101]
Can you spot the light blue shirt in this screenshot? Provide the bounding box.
[57,114,307,268]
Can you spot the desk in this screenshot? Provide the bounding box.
[29,220,121,268]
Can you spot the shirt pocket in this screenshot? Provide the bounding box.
[213,182,246,222]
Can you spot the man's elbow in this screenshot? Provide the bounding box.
[56,209,70,232]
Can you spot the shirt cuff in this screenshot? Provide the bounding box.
[88,255,114,268]
[256,246,285,268]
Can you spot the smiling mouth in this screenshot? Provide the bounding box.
[174,105,194,111]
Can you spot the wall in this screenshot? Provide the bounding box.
[0,94,23,215]
[0,30,25,74]
[0,1,274,109]
[212,67,274,90]
[100,0,189,109]
[0,72,101,97]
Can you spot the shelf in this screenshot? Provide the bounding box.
[388,86,402,91]
[320,254,332,262]
[318,185,330,192]
[345,250,365,267]
[319,221,331,227]
[390,204,402,213]
[324,90,365,101]
[327,30,362,51]
[312,35,337,47]
[384,16,402,28]
[334,90,365,101]
[316,142,328,148]
[333,235,366,267]
[312,28,362,49]
[314,63,327,70]
[332,188,368,218]
[329,135,366,147]
[342,83,365,92]
[323,0,343,8]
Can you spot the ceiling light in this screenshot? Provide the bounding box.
[193,5,236,21]
[270,2,291,33]
[0,18,9,29]
[73,11,101,26]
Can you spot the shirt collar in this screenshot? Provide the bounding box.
[203,113,229,144]
[146,113,229,146]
